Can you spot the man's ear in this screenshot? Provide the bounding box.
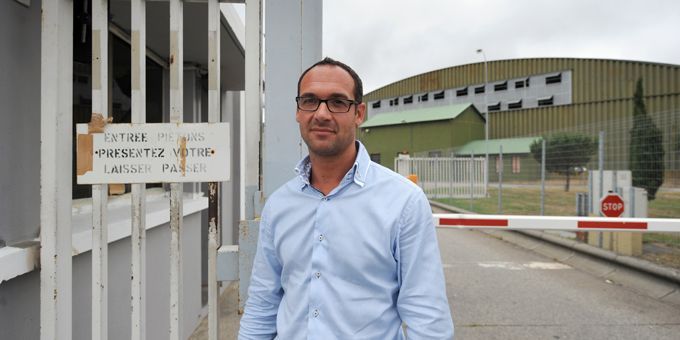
[354,102,366,127]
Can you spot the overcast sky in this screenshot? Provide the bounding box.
[323,0,680,93]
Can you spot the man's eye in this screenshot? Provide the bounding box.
[301,97,318,105]
[329,99,346,106]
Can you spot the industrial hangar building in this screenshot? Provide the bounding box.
[359,58,680,183]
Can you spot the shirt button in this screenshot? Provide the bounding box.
[313,309,319,317]
[315,272,321,279]
[322,197,328,201]
[318,234,324,241]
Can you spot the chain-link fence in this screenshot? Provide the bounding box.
[416,109,680,269]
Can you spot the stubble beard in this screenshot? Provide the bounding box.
[301,126,353,158]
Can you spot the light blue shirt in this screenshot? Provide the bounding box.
[239,141,454,340]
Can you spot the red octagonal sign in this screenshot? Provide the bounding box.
[600,193,625,217]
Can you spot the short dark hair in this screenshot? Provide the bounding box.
[297,57,363,103]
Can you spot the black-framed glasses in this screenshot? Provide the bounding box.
[295,96,359,113]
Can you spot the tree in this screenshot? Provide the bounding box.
[530,133,597,192]
[629,78,665,200]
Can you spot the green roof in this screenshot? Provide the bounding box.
[360,103,475,128]
[455,137,542,155]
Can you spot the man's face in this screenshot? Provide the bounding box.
[296,65,366,158]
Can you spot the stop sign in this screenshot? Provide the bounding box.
[600,193,625,217]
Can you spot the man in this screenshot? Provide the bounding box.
[239,58,454,339]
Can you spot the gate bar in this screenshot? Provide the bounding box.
[130,0,147,339]
[169,0,184,339]
[207,0,221,339]
[434,213,680,232]
[91,1,110,339]
[40,0,74,338]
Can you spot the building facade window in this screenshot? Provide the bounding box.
[403,95,413,104]
[538,96,554,106]
[494,81,508,91]
[456,88,468,96]
[546,73,562,84]
[508,99,522,110]
[433,91,445,100]
[372,100,381,109]
[474,85,485,94]
[488,102,501,112]
[419,93,429,102]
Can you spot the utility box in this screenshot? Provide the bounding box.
[587,170,647,256]
[589,170,631,214]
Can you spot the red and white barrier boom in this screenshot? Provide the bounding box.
[434,214,680,233]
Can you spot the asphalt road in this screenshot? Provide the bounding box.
[192,214,680,339]
[440,227,680,339]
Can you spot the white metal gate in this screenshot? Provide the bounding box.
[40,1,230,340]
[395,156,487,199]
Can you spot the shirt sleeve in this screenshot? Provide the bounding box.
[396,189,455,339]
[238,209,283,340]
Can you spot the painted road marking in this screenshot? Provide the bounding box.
[476,261,572,270]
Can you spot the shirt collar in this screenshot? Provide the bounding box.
[294,141,372,190]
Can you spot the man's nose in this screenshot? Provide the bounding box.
[314,102,333,119]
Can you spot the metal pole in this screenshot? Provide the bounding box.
[498,145,503,214]
[598,130,605,247]
[469,152,474,211]
[477,49,489,196]
[40,1,73,338]
[91,1,109,338]
[169,1,184,339]
[599,131,605,209]
[541,139,546,215]
[207,0,221,339]
[130,1,147,339]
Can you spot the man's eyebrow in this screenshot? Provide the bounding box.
[299,92,350,99]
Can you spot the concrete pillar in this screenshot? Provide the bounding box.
[262,0,322,198]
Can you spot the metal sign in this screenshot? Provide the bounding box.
[600,193,625,218]
[76,122,230,184]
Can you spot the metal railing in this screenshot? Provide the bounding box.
[395,156,487,199]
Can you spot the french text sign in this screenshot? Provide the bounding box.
[76,123,230,184]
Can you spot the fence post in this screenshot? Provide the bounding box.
[469,153,474,211]
[598,130,605,248]
[541,139,546,215]
[498,145,503,214]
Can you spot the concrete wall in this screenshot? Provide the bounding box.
[0,211,204,340]
[0,0,41,246]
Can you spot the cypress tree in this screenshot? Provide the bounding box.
[629,78,665,200]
